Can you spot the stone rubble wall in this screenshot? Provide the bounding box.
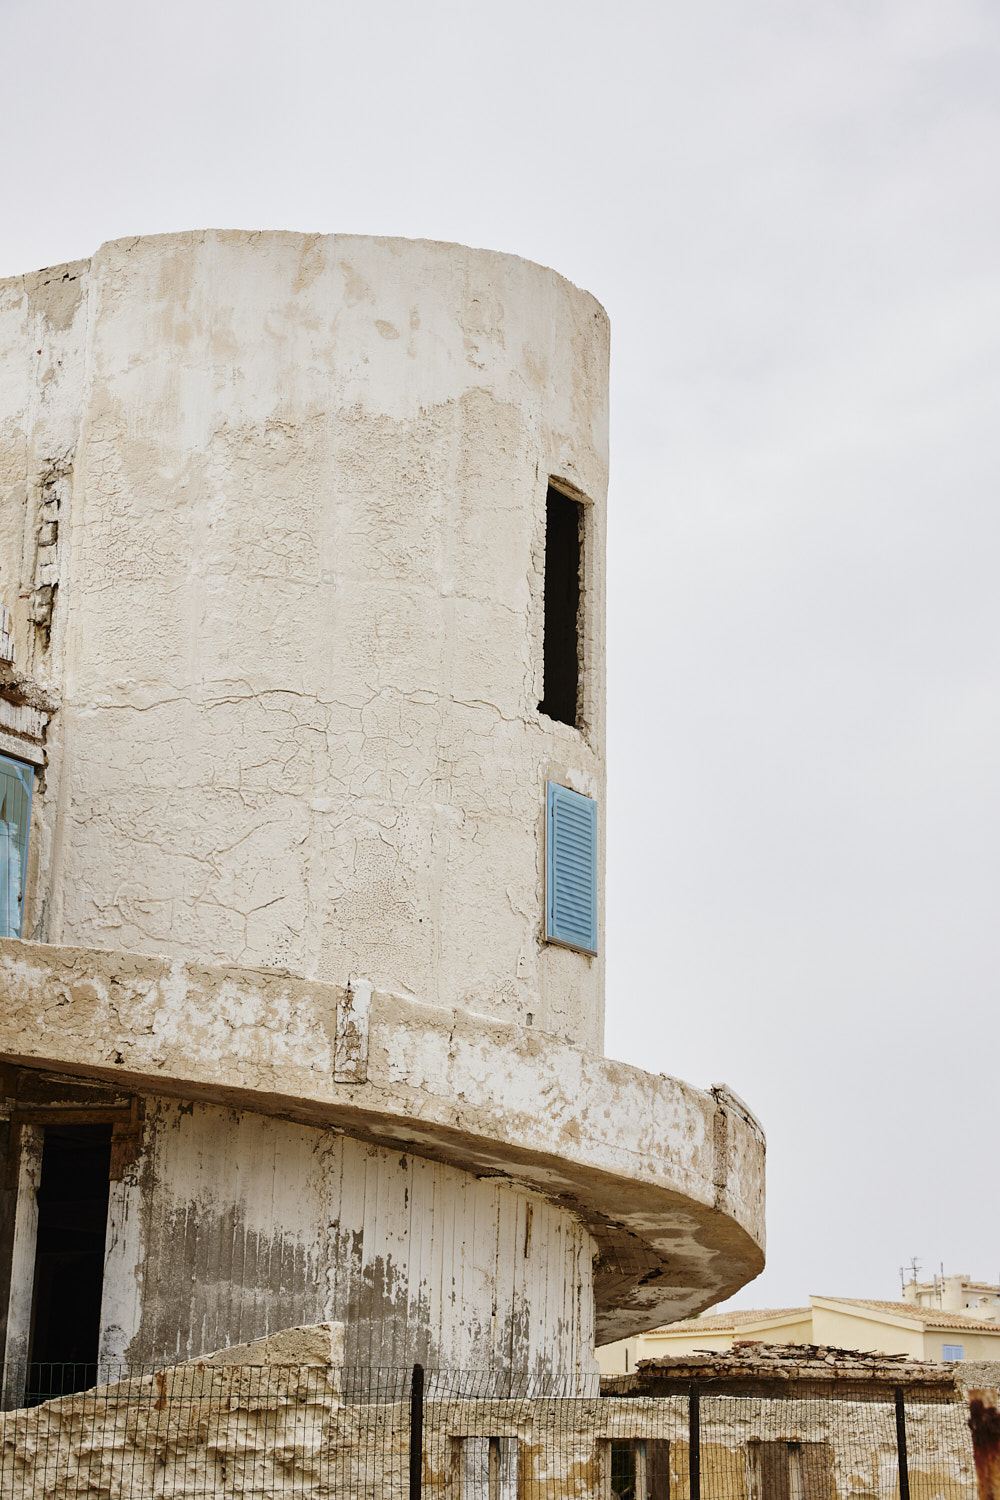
[0,1329,982,1498]
[0,1388,978,1498]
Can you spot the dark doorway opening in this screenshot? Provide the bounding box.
[28,1124,111,1401]
[538,484,583,727]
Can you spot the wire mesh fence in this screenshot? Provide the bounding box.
[0,1360,981,1498]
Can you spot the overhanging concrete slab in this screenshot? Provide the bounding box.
[0,938,764,1341]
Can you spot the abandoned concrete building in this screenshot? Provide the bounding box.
[0,231,765,1390]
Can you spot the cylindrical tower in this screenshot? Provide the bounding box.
[0,234,764,1384]
[44,231,608,1053]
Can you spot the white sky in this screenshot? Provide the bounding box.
[2,0,998,1310]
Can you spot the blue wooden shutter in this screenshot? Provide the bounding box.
[0,755,33,938]
[546,782,598,954]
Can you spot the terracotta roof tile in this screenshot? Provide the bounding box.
[649,1308,810,1333]
[818,1297,1000,1332]
[645,1299,1000,1337]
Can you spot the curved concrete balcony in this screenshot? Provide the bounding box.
[0,937,764,1343]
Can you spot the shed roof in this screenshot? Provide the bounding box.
[607,1341,957,1400]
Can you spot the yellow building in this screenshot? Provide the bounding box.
[597,1294,1000,1373]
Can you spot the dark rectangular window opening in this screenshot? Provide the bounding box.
[609,1438,669,1500]
[747,1439,835,1500]
[27,1124,112,1403]
[611,1440,638,1499]
[538,484,583,727]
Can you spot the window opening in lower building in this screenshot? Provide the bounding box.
[538,483,583,727]
[747,1438,835,1500]
[461,1435,518,1499]
[609,1438,669,1500]
[0,754,33,938]
[610,1440,638,1499]
[27,1124,112,1402]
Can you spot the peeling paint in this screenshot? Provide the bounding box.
[2,232,609,1049]
[0,938,764,1343]
[0,231,765,1372]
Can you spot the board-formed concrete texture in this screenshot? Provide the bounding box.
[0,232,765,1377]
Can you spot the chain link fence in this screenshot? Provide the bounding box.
[0,1360,984,1498]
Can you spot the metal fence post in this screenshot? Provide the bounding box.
[895,1386,910,1500]
[689,1382,701,1500]
[409,1363,425,1500]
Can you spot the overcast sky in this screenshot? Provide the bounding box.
[3,0,998,1311]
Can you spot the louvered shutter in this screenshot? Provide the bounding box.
[0,755,33,938]
[545,782,598,955]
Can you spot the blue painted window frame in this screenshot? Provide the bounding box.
[0,754,34,939]
[545,781,598,955]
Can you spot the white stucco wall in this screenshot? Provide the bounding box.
[0,231,608,1052]
[100,1097,596,1373]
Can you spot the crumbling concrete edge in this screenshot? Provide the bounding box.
[0,938,765,1340]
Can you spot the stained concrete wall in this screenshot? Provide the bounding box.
[101,1098,596,1373]
[0,231,608,1053]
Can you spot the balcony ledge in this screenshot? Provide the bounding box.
[0,938,764,1342]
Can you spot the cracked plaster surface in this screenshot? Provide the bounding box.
[2,231,609,1052]
[0,232,766,1353]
